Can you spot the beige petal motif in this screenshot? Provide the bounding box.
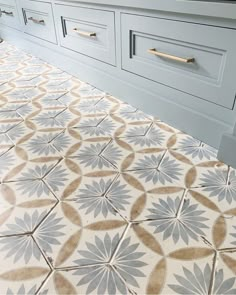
[189,190,221,212]
[0,184,16,205]
[146,258,166,295]
[25,120,37,130]
[68,128,82,140]
[86,137,110,142]
[17,132,35,145]
[65,143,82,158]
[212,215,227,249]
[168,247,214,260]
[148,186,183,194]
[133,224,164,255]
[170,150,194,166]
[15,146,28,161]
[196,161,225,168]
[0,267,49,280]
[26,109,41,120]
[114,138,133,152]
[110,113,126,124]
[68,107,81,117]
[130,193,147,220]
[121,153,135,171]
[61,202,82,227]
[85,220,127,231]
[17,199,56,208]
[114,125,126,137]
[65,159,82,175]
[84,171,117,177]
[54,272,77,295]
[31,157,61,163]
[61,177,82,200]
[0,208,14,226]
[167,134,177,148]
[3,162,27,182]
[122,173,145,192]
[156,122,175,133]
[223,208,236,216]
[185,166,197,188]
[55,230,82,268]
[220,253,236,275]
[137,148,165,154]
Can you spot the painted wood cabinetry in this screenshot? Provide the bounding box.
[0,0,236,167]
[20,0,57,44]
[55,4,116,65]
[0,0,20,30]
[121,13,236,110]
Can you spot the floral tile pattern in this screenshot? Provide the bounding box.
[0,41,236,294]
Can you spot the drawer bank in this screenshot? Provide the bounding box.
[1,0,236,167]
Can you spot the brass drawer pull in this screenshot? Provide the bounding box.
[148,48,195,63]
[1,10,13,16]
[28,17,45,24]
[73,28,96,37]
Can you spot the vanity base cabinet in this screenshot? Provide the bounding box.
[1,0,236,168]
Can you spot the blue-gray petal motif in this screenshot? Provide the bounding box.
[147,196,209,244]
[169,263,236,295]
[200,169,236,204]
[73,233,146,294]
[134,154,182,185]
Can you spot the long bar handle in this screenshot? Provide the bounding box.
[73,28,96,37]
[28,16,45,24]
[1,10,13,16]
[148,48,195,63]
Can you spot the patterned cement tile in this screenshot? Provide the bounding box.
[0,235,51,294]
[69,137,132,172]
[1,41,236,294]
[126,224,216,294]
[71,113,125,138]
[122,149,190,190]
[0,182,57,237]
[121,122,178,151]
[33,202,127,269]
[1,153,61,183]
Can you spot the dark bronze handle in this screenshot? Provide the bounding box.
[1,10,13,16]
[28,16,45,24]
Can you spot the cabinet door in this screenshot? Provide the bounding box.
[0,0,20,30]
[20,0,57,44]
[55,4,116,65]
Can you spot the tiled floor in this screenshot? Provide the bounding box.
[0,42,236,295]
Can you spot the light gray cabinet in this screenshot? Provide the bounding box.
[121,13,236,109]
[20,0,57,44]
[55,4,116,65]
[0,0,20,30]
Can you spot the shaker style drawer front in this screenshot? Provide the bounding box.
[55,4,116,65]
[0,0,20,30]
[20,0,57,44]
[121,13,236,109]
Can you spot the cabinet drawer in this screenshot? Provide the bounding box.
[20,0,57,44]
[55,4,116,65]
[121,13,236,109]
[0,0,20,30]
